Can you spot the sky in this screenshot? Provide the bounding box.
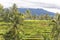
[0,0,60,13]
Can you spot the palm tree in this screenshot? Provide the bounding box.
[51,13,60,40]
[4,4,24,40]
[25,9,32,19]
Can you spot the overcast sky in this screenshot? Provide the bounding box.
[0,0,60,13]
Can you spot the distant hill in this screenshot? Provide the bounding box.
[18,8,55,16]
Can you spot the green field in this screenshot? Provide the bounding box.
[0,20,53,40]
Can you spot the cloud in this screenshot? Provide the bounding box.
[31,2,60,9]
[42,8,60,13]
[0,0,60,9]
[0,0,60,13]
[13,0,60,9]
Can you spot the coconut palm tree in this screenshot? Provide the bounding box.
[3,4,24,40]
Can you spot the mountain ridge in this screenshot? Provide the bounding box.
[18,8,55,16]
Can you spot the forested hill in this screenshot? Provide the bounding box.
[18,8,55,16]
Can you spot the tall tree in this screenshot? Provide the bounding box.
[25,9,32,19]
[39,14,44,20]
[0,4,3,13]
[32,14,37,20]
[4,4,24,40]
[0,4,3,21]
[51,13,60,40]
[3,8,10,22]
[44,13,51,20]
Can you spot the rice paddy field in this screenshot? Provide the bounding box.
[0,20,53,40]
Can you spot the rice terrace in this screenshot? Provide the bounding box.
[0,0,60,40]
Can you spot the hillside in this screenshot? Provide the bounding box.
[18,8,55,16]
